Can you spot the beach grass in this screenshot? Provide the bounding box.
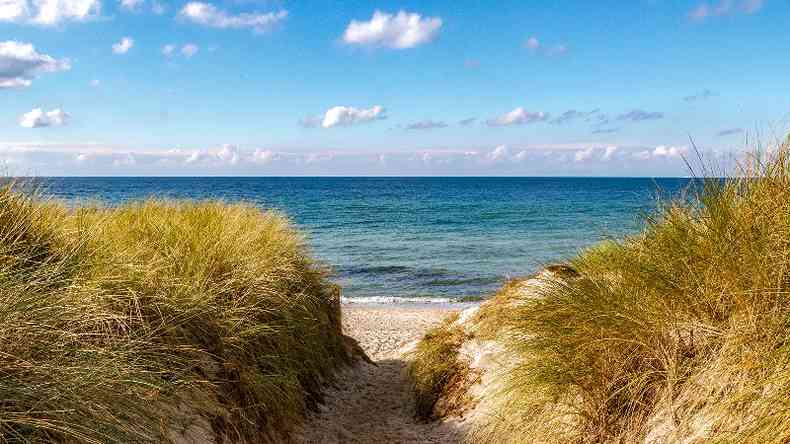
[481,143,790,442]
[0,185,350,443]
[419,141,790,443]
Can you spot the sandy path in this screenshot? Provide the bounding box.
[295,305,466,444]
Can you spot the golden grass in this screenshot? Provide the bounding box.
[471,141,790,443]
[406,313,477,419]
[0,186,350,443]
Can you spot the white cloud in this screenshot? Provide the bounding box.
[603,146,618,160]
[0,0,100,24]
[652,145,688,158]
[179,2,287,33]
[162,44,176,56]
[181,43,198,58]
[251,149,276,164]
[342,10,442,49]
[0,41,70,88]
[574,147,595,162]
[487,107,549,126]
[112,153,136,166]
[320,105,386,128]
[19,108,69,128]
[112,37,134,54]
[488,145,510,162]
[216,144,239,164]
[119,0,142,11]
[89,78,100,86]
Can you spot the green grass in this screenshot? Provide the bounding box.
[407,313,476,419]
[470,141,790,443]
[0,185,351,443]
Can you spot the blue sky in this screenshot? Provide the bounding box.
[1,0,788,176]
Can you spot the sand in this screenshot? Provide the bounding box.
[295,304,468,444]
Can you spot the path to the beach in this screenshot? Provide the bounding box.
[295,306,465,444]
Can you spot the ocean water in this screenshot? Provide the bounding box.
[37,177,690,302]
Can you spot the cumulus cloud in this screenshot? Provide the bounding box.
[0,41,70,88]
[19,108,69,128]
[617,109,664,122]
[319,105,386,128]
[683,89,718,102]
[179,2,287,33]
[181,43,198,58]
[112,37,134,54]
[0,0,100,25]
[689,0,763,21]
[342,10,442,49]
[487,107,549,126]
[717,127,744,136]
[603,146,618,160]
[404,120,447,130]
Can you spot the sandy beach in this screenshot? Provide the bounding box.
[296,304,468,444]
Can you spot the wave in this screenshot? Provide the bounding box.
[340,295,472,305]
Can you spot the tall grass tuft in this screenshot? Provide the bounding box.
[0,185,350,443]
[475,140,790,443]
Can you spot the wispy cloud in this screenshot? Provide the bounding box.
[688,0,764,21]
[487,107,549,126]
[551,109,602,125]
[404,120,448,130]
[342,10,442,49]
[0,41,70,88]
[179,2,287,33]
[458,117,477,126]
[683,89,718,102]
[523,36,568,56]
[617,109,664,122]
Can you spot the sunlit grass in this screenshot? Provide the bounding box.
[470,140,790,442]
[0,186,349,442]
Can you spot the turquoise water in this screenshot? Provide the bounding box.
[38,177,690,301]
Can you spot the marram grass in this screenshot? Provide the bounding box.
[407,142,790,443]
[0,186,350,443]
[471,143,790,443]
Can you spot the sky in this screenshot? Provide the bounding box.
[1,0,788,176]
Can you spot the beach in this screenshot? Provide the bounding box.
[295,304,468,443]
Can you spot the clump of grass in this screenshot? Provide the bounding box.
[0,186,351,443]
[407,313,476,419]
[475,140,790,443]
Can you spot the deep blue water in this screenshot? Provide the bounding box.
[35,177,690,301]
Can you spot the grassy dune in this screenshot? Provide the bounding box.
[411,142,790,443]
[0,186,352,443]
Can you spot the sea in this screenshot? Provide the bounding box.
[37,177,691,303]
